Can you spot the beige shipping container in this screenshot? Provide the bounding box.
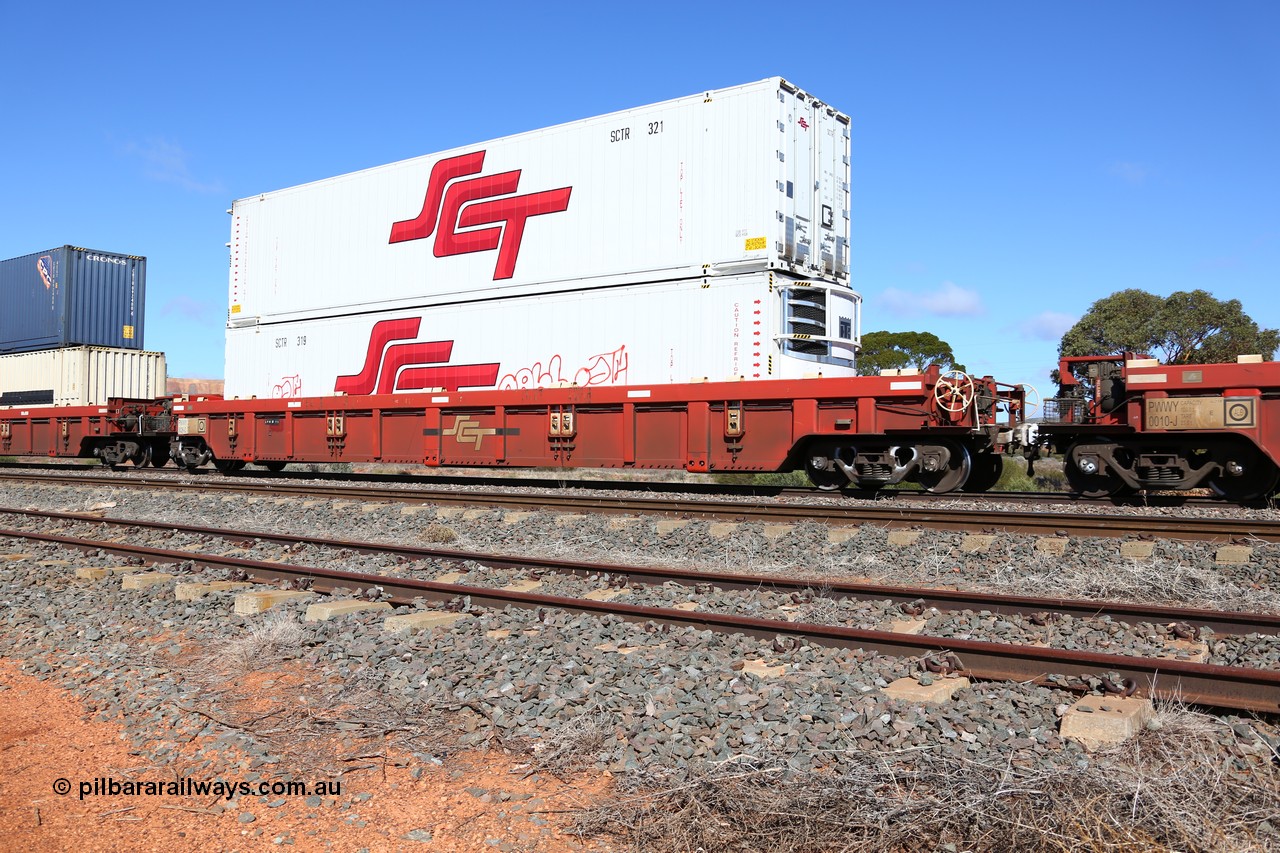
[0,346,167,408]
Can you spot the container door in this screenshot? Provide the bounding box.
[816,108,851,279]
[776,86,851,282]
[777,87,812,268]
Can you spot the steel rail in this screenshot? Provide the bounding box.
[0,471,1276,541]
[4,507,1278,636]
[4,526,1279,713]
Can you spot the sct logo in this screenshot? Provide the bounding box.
[334,318,500,395]
[442,415,497,450]
[37,255,54,290]
[388,150,572,281]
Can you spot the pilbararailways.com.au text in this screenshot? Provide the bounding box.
[54,776,342,801]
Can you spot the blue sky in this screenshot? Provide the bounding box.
[3,1,1277,396]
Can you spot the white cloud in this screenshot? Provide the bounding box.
[879,281,984,317]
[1019,310,1077,341]
[1109,161,1151,185]
[123,138,224,194]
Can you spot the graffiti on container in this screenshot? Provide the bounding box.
[497,345,629,390]
[577,345,629,386]
[272,375,303,398]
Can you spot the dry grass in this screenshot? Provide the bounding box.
[525,707,619,776]
[420,523,459,544]
[572,701,1280,853]
[186,632,462,781]
[980,553,1280,613]
[217,611,304,673]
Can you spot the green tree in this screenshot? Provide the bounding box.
[1060,288,1279,365]
[859,330,963,374]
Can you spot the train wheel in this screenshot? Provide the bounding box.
[147,442,170,467]
[1064,440,1129,498]
[916,441,971,493]
[962,452,1003,492]
[806,456,847,491]
[214,459,246,474]
[261,461,288,473]
[130,444,152,467]
[1209,446,1280,502]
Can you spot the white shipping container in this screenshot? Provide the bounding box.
[224,272,860,400]
[0,347,167,408]
[228,78,851,325]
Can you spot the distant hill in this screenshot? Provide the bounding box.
[166,377,224,397]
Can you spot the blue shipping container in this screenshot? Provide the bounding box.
[0,246,146,354]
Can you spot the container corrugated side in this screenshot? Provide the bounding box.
[0,246,147,353]
[224,272,859,399]
[0,346,166,407]
[228,77,850,326]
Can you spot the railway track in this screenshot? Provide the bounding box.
[3,506,1277,635]
[1,468,1277,542]
[4,507,1278,713]
[0,460,1250,507]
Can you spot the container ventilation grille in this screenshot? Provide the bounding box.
[785,288,828,356]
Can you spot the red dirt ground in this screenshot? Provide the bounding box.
[0,659,616,852]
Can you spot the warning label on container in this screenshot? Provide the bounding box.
[744,237,767,251]
[1144,396,1256,430]
[122,325,134,340]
